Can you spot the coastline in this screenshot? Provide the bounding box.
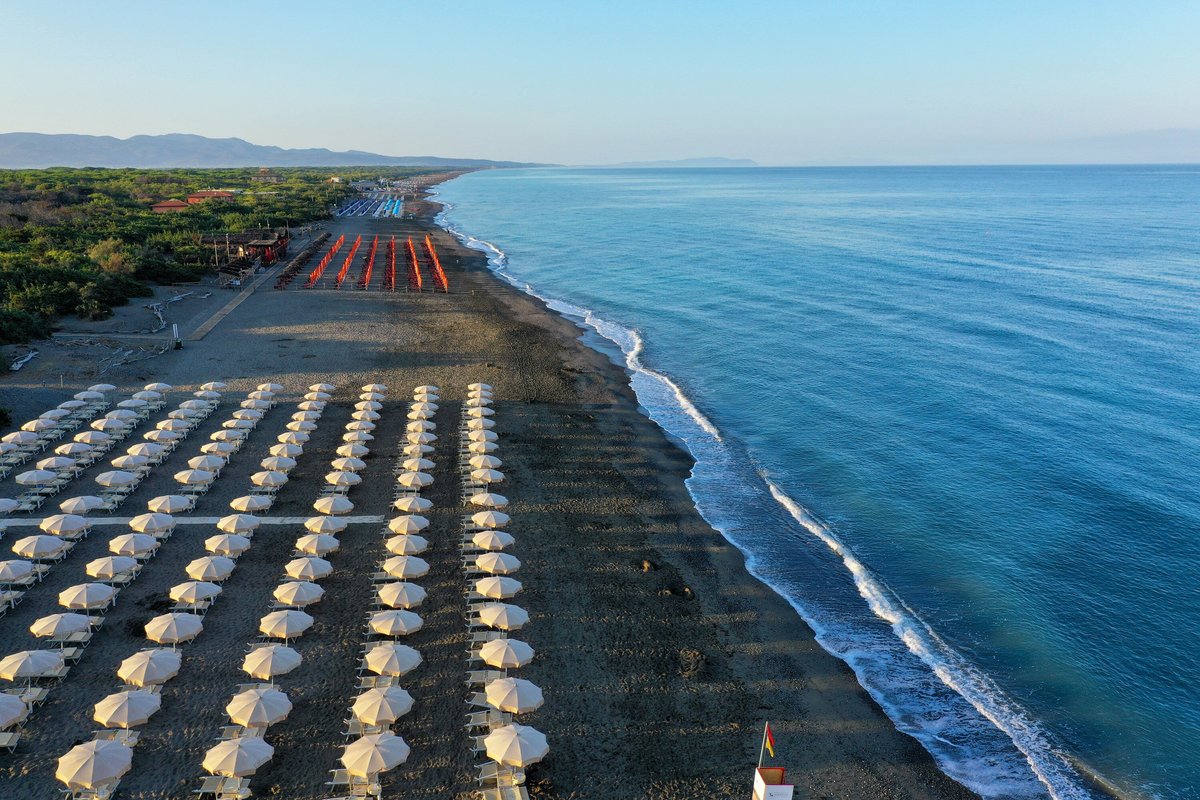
[0,178,978,799]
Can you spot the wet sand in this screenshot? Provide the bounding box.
[0,181,978,799]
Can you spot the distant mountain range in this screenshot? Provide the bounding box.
[0,133,548,169]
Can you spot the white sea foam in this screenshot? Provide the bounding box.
[432,187,1102,800]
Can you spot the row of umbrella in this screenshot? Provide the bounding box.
[0,384,124,470]
[460,384,550,772]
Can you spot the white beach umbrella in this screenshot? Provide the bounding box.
[116,648,180,686]
[0,560,35,582]
[200,381,227,391]
[273,581,324,607]
[485,677,543,714]
[250,470,288,487]
[56,739,133,791]
[313,495,353,515]
[479,638,534,669]
[377,581,427,609]
[415,384,440,394]
[309,383,335,392]
[409,401,438,414]
[144,612,203,644]
[471,468,505,484]
[354,400,382,411]
[468,418,497,431]
[292,410,320,422]
[202,737,273,777]
[261,456,296,471]
[147,495,192,514]
[269,443,304,458]
[484,724,549,767]
[407,408,435,421]
[396,471,432,489]
[109,454,148,470]
[40,514,88,535]
[13,535,67,560]
[469,430,499,443]
[174,469,215,485]
[341,733,409,778]
[224,418,256,430]
[188,455,226,471]
[168,408,198,419]
[126,442,166,458]
[3,431,39,445]
[466,396,492,407]
[30,612,93,639]
[472,530,515,551]
[205,534,252,557]
[247,391,273,401]
[295,534,339,556]
[55,442,94,457]
[109,533,158,558]
[284,557,332,581]
[201,441,237,456]
[210,428,247,442]
[346,419,377,431]
[474,576,523,599]
[467,383,492,392]
[336,443,369,458]
[133,390,163,401]
[22,419,57,433]
[344,431,374,443]
[387,515,429,534]
[330,456,366,472]
[475,552,521,575]
[477,603,530,631]
[242,399,271,410]
[143,429,181,442]
[230,495,271,513]
[471,510,511,529]
[368,609,423,637]
[403,442,434,456]
[86,556,138,580]
[59,398,90,409]
[380,555,429,580]
[413,392,439,403]
[304,516,347,534]
[325,470,362,487]
[468,441,499,454]
[0,649,63,681]
[17,469,58,486]
[88,383,117,392]
[105,409,138,422]
[393,496,432,513]
[0,693,28,729]
[37,456,78,471]
[304,391,332,402]
[362,383,388,392]
[351,687,413,726]
[401,457,435,472]
[129,513,175,534]
[360,391,385,402]
[405,432,434,444]
[405,420,434,433]
[94,470,137,489]
[156,418,191,432]
[384,535,428,556]
[362,643,423,677]
[169,580,222,604]
[218,514,261,534]
[257,382,284,392]
[468,407,495,419]
[226,687,291,728]
[186,556,236,581]
[297,401,325,411]
[115,399,147,410]
[242,644,301,681]
[258,609,313,641]
[93,689,161,729]
[285,420,316,432]
[351,410,380,421]
[277,431,309,444]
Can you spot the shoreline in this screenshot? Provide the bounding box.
[0,177,981,799]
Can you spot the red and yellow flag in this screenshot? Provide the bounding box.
[764,722,776,758]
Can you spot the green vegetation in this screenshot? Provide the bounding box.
[0,166,435,344]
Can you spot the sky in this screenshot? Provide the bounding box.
[2,1,1199,165]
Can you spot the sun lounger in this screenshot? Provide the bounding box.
[5,686,48,706]
[475,762,525,786]
[93,728,139,746]
[0,731,20,752]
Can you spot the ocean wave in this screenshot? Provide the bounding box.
[432,189,1100,800]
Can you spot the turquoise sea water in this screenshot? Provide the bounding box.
[435,166,1200,800]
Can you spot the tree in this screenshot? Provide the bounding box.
[87,237,134,275]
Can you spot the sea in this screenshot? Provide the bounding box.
[433,166,1200,800]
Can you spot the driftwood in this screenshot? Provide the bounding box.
[9,349,38,371]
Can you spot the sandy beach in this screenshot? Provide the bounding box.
[0,178,978,799]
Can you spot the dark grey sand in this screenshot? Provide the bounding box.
[0,184,978,799]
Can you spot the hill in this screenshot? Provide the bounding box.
[0,133,546,169]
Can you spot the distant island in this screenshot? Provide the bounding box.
[0,132,549,169]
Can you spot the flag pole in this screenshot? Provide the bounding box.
[758,720,768,768]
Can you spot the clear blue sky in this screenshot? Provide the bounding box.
[2,0,1198,165]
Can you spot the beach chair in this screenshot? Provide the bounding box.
[93,729,139,746]
[475,763,525,786]
[0,730,19,752]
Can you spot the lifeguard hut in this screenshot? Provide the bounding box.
[753,768,794,800]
